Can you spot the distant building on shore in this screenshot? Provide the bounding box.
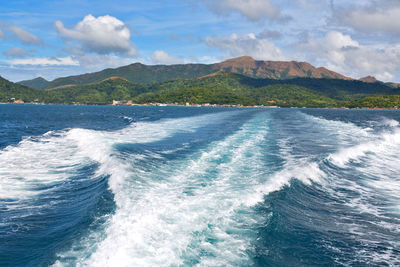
[112,100,133,106]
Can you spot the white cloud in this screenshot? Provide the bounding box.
[297,31,400,81]
[9,26,43,45]
[3,47,34,58]
[203,0,289,22]
[206,32,285,61]
[8,56,79,66]
[332,1,400,34]
[150,50,183,64]
[324,31,359,50]
[55,14,137,57]
[0,29,5,39]
[340,8,400,34]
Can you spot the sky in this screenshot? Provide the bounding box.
[0,0,399,82]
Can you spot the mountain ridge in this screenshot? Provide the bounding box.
[18,56,360,89]
[3,72,400,108]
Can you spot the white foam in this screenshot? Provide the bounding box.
[258,128,328,196]
[379,118,399,128]
[0,131,85,202]
[291,114,400,265]
[50,111,400,266]
[0,111,238,204]
[302,112,372,146]
[328,129,400,168]
[54,111,272,266]
[304,113,400,214]
[319,125,400,265]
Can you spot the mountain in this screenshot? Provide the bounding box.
[2,72,400,108]
[42,56,354,89]
[36,72,399,107]
[214,56,352,80]
[17,77,49,90]
[359,76,378,83]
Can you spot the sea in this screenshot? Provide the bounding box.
[0,104,399,267]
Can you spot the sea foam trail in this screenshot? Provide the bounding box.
[0,109,241,257]
[0,111,236,204]
[54,111,273,266]
[0,131,87,203]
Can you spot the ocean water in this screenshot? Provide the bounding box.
[1,104,400,267]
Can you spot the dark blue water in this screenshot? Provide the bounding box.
[1,105,399,266]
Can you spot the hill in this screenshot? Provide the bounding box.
[3,72,400,108]
[45,63,214,89]
[43,77,149,105]
[42,72,400,108]
[39,56,356,90]
[387,82,400,88]
[0,76,42,102]
[17,77,49,90]
[132,72,398,107]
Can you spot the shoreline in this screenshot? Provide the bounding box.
[1,102,399,110]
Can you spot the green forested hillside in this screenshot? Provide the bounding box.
[0,77,42,102]
[44,78,149,104]
[132,72,399,107]
[2,73,400,108]
[44,63,214,89]
[17,77,49,90]
[348,95,400,108]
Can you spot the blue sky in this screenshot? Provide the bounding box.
[1,0,399,82]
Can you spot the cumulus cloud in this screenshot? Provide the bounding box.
[8,56,79,66]
[297,31,400,81]
[202,0,290,22]
[55,14,137,57]
[150,50,183,64]
[332,1,400,34]
[3,47,35,58]
[9,26,43,45]
[206,32,285,61]
[324,31,359,50]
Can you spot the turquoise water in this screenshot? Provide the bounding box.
[1,105,399,266]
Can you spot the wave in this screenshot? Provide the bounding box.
[251,111,400,266]
[378,118,400,128]
[303,112,400,213]
[5,108,400,266]
[1,110,244,266]
[302,113,400,265]
[0,111,239,203]
[54,111,271,266]
[0,130,87,203]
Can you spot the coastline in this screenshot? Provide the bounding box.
[1,101,400,110]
